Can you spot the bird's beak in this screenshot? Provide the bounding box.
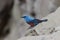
[21,16,24,18]
[21,17,23,18]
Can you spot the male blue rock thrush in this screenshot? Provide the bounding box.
[21,16,48,29]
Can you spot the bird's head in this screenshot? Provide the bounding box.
[21,16,27,18]
[21,16,34,22]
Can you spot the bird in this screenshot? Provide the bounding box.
[21,16,48,29]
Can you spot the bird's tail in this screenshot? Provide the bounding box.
[41,19,48,22]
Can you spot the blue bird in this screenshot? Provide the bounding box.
[21,16,48,29]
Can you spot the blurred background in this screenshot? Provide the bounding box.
[18,0,60,38]
[0,0,60,40]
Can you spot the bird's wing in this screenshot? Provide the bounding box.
[30,19,46,26]
[34,19,42,23]
[27,19,45,27]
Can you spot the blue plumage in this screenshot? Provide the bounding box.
[22,16,48,29]
[22,16,34,22]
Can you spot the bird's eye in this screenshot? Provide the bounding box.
[24,16,26,18]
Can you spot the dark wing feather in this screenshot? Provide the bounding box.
[34,19,42,23]
[31,19,48,26]
[27,19,41,27]
[27,19,48,26]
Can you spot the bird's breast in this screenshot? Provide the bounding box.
[27,22,34,27]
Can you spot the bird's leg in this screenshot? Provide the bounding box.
[27,26,34,30]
